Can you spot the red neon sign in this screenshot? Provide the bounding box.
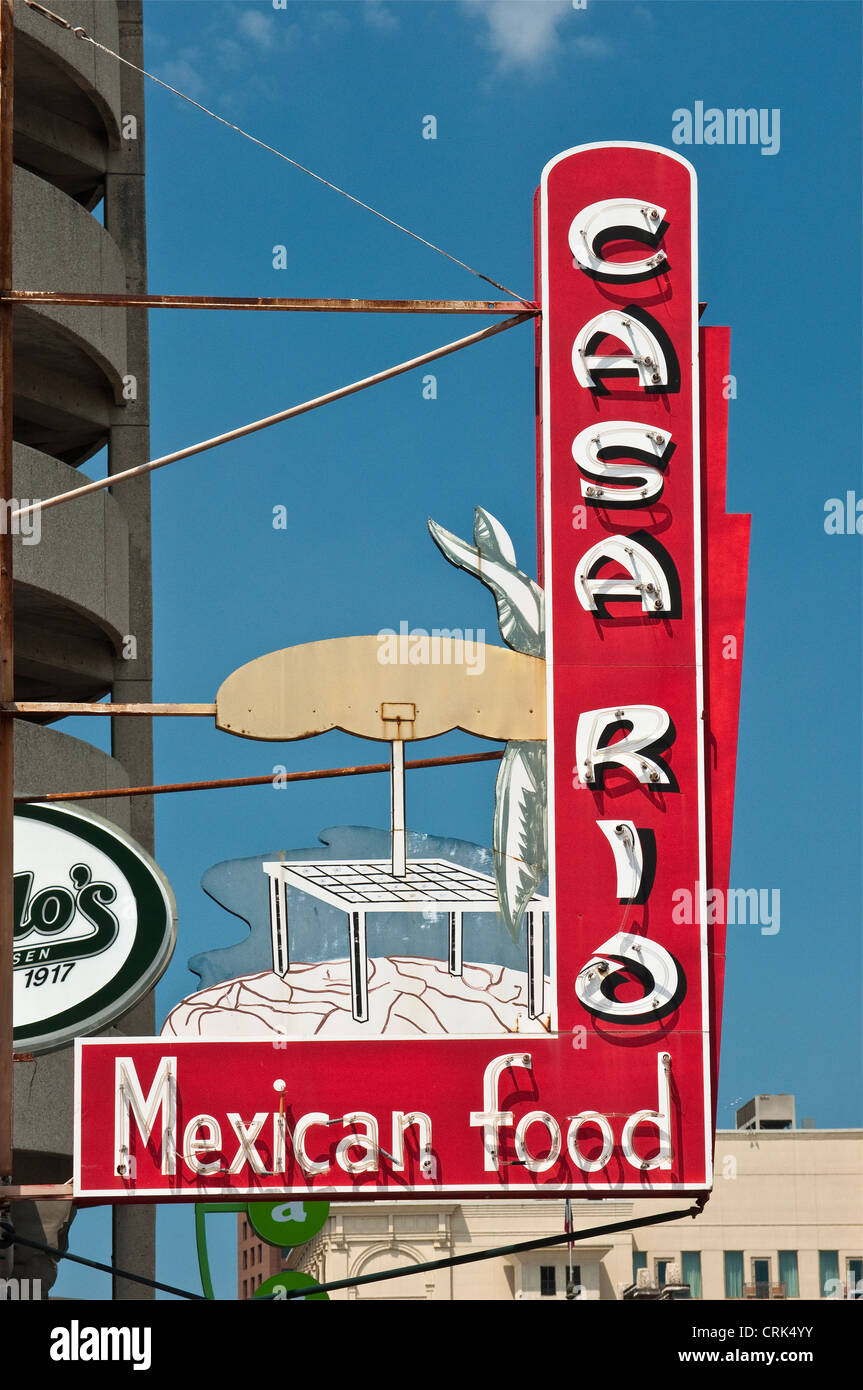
[539,142,711,1185]
[74,145,747,1202]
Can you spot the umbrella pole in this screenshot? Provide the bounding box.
[390,740,406,877]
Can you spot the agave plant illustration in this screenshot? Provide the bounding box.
[428,507,547,941]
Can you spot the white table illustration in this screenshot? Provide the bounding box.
[262,858,548,1025]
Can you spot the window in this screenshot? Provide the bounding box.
[724,1250,744,1299]
[540,1266,557,1297]
[242,1221,248,1240]
[656,1259,670,1286]
[242,1249,247,1270]
[778,1251,799,1298]
[848,1258,863,1300]
[250,1245,255,1266]
[242,1279,247,1299]
[819,1251,840,1298]
[259,1244,263,1264]
[752,1258,770,1300]
[681,1251,702,1299]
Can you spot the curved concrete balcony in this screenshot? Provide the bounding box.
[16,0,122,156]
[13,166,129,463]
[12,443,130,708]
[13,719,133,826]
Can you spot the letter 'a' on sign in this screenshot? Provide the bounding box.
[572,306,681,394]
[573,532,680,616]
[13,803,176,1054]
[247,1199,330,1247]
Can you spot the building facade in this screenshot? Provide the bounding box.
[238,1213,285,1300]
[10,0,154,1297]
[240,1108,862,1300]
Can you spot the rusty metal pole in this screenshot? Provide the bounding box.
[4,292,537,314]
[0,0,13,1181]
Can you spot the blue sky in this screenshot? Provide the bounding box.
[53,0,861,1298]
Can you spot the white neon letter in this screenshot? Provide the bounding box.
[182,1114,222,1176]
[572,309,677,392]
[596,821,644,901]
[515,1111,561,1173]
[469,1052,532,1172]
[566,1112,614,1172]
[115,1056,176,1177]
[391,1111,434,1174]
[292,1112,330,1175]
[574,534,676,614]
[622,1052,673,1170]
[576,705,674,787]
[572,421,670,505]
[576,932,683,1023]
[336,1112,380,1174]
[227,1112,270,1175]
[569,198,667,280]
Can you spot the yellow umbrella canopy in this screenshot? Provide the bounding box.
[215,635,546,744]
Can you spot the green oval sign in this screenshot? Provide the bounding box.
[247,1200,330,1248]
[253,1271,329,1301]
[13,803,176,1055]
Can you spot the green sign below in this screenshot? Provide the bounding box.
[254,1271,329,1301]
[247,1200,330,1248]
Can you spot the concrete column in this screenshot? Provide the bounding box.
[105,0,155,1301]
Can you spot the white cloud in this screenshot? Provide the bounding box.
[237,8,277,49]
[313,8,351,37]
[574,33,612,56]
[160,55,208,100]
[363,1,399,32]
[461,0,572,71]
[214,37,246,71]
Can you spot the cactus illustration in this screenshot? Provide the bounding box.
[428,507,544,658]
[428,507,547,941]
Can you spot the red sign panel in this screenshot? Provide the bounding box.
[699,323,750,1111]
[74,145,746,1203]
[538,142,711,1186]
[75,1030,705,1199]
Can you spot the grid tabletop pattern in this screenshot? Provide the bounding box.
[275,858,514,908]
[263,857,549,1021]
